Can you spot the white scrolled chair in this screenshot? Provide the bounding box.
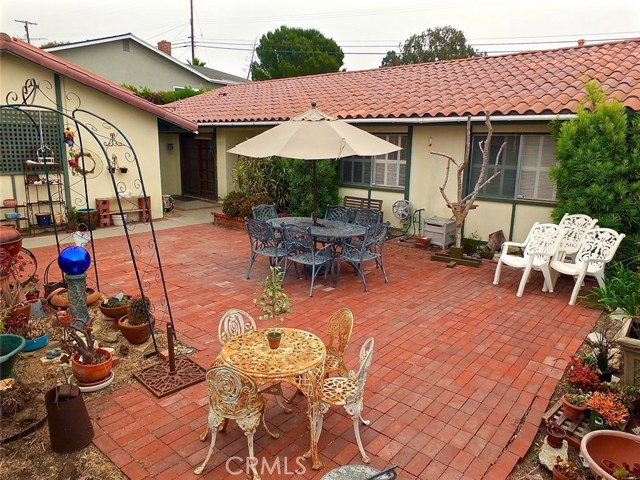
[493,222,564,297]
[548,228,626,305]
[318,337,375,464]
[556,213,598,262]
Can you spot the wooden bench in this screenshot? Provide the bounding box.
[343,195,383,221]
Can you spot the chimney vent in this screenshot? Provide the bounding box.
[158,40,171,56]
[578,39,585,47]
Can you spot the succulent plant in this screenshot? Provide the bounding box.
[127,295,151,326]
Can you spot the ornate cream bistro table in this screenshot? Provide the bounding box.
[219,327,327,470]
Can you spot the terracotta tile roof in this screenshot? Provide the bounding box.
[0,33,197,132]
[168,39,640,124]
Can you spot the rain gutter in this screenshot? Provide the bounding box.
[198,114,577,127]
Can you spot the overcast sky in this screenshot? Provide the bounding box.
[2,0,639,78]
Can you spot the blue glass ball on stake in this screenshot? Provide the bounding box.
[58,246,91,275]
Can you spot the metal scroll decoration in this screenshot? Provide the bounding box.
[1,78,177,354]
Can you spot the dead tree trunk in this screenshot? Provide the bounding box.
[431,112,505,248]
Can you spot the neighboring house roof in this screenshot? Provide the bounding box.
[169,39,640,125]
[0,33,197,132]
[45,33,247,86]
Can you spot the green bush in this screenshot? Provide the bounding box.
[222,191,273,219]
[284,159,340,217]
[584,262,640,316]
[550,81,640,269]
[123,85,206,105]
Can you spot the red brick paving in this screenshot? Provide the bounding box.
[30,223,600,479]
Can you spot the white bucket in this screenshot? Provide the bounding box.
[112,213,127,226]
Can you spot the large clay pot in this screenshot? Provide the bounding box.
[71,348,112,384]
[0,226,23,256]
[99,297,131,320]
[117,314,155,345]
[47,287,101,308]
[0,334,26,379]
[580,430,640,480]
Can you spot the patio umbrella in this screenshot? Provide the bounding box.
[227,102,402,224]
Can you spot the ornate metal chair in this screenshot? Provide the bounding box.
[218,308,256,345]
[244,218,288,279]
[556,213,598,262]
[251,203,278,221]
[492,222,564,297]
[338,222,390,292]
[325,205,352,223]
[325,308,354,376]
[194,365,278,477]
[320,337,375,463]
[549,228,626,305]
[281,224,333,297]
[352,208,381,227]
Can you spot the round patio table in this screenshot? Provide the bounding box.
[219,328,327,470]
[268,216,366,239]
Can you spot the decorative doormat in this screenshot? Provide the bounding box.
[134,356,206,398]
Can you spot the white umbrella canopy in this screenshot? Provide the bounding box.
[228,102,402,223]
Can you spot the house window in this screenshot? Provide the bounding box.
[340,133,407,188]
[468,134,557,201]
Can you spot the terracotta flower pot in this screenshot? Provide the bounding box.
[561,395,588,421]
[2,199,17,208]
[546,424,566,448]
[0,226,23,256]
[267,332,282,349]
[99,297,130,320]
[117,314,155,344]
[47,287,101,308]
[71,348,112,384]
[552,465,576,480]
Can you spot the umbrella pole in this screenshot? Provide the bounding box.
[312,160,318,225]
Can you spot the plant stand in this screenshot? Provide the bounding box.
[616,316,640,387]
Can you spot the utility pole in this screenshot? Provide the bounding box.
[190,0,195,64]
[15,19,37,44]
[247,37,258,80]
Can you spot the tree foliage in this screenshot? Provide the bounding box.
[550,80,640,269]
[40,40,70,49]
[251,26,344,80]
[187,57,207,66]
[381,26,482,67]
[123,84,205,105]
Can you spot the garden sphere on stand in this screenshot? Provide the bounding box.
[58,246,91,325]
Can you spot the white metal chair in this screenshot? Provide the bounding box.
[549,228,626,305]
[319,337,375,463]
[493,222,564,297]
[194,365,278,477]
[218,308,257,345]
[556,213,598,262]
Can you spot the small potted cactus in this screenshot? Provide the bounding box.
[117,295,154,344]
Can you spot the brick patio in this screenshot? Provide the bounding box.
[30,223,600,479]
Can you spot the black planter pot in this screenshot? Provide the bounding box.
[597,370,613,382]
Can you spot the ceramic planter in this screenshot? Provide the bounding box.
[552,465,576,480]
[0,334,26,379]
[0,226,23,256]
[616,316,640,388]
[23,333,49,352]
[71,348,113,384]
[267,332,282,349]
[99,297,130,320]
[580,430,640,480]
[117,314,155,344]
[546,424,566,448]
[47,287,101,308]
[561,395,588,421]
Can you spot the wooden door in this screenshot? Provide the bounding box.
[180,135,217,199]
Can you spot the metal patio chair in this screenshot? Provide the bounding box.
[338,222,390,292]
[320,337,375,463]
[281,223,333,297]
[352,208,381,227]
[194,365,278,477]
[492,222,564,297]
[325,307,354,376]
[244,218,288,279]
[549,227,626,305]
[325,205,352,223]
[251,203,278,221]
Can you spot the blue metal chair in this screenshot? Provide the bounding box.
[281,224,333,297]
[251,203,277,221]
[353,208,381,226]
[338,222,390,291]
[325,205,352,223]
[244,218,288,279]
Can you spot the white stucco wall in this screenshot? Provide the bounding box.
[1,54,164,221]
[159,133,181,195]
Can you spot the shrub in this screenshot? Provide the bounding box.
[585,262,640,316]
[222,191,273,219]
[567,356,601,391]
[123,85,207,105]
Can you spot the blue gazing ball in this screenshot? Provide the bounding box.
[58,246,91,275]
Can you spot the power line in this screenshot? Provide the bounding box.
[15,19,37,44]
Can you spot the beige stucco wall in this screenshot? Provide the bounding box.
[51,40,214,91]
[1,54,164,220]
[159,133,181,195]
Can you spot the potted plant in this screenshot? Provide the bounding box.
[567,356,601,392]
[546,418,566,448]
[47,287,102,308]
[587,391,629,430]
[588,315,619,382]
[254,267,290,349]
[561,390,592,421]
[24,285,40,301]
[2,311,49,352]
[63,317,112,384]
[99,294,131,322]
[553,457,577,480]
[0,249,30,319]
[117,295,154,344]
[612,464,640,480]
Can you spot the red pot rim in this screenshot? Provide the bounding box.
[72,348,112,365]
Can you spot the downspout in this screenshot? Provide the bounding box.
[54,74,72,210]
[404,126,413,201]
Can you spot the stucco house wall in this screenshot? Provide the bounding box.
[1,54,165,219]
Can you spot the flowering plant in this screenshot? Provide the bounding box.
[554,456,577,479]
[563,390,592,407]
[588,391,629,429]
[2,312,48,339]
[567,356,601,391]
[253,267,290,333]
[0,249,28,310]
